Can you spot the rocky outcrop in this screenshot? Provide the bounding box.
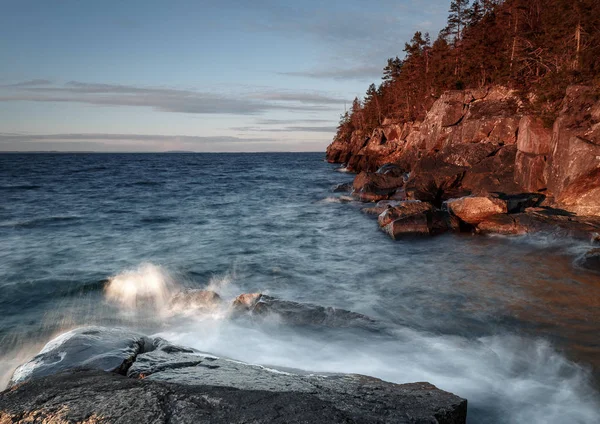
[327,85,600,218]
[1,327,468,423]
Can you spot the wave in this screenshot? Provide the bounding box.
[104,263,177,314]
[3,216,81,229]
[159,321,600,424]
[319,196,354,204]
[0,184,41,191]
[139,216,177,224]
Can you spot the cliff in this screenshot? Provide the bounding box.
[327,85,600,217]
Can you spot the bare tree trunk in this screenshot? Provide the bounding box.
[574,22,582,70]
[510,13,519,73]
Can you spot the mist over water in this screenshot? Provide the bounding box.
[1,153,600,423]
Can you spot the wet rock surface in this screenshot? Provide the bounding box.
[1,327,468,424]
[0,369,467,424]
[8,327,155,386]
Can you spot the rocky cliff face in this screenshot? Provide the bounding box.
[326,86,600,216]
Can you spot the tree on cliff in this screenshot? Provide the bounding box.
[336,0,600,139]
[444,0,472,44]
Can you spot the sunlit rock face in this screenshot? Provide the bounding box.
[546,86,600,216]
[327,85,600,217]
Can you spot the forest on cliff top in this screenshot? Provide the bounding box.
[337,0,600,139]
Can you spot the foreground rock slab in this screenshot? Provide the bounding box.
[0,369,467,424]
[1,327,468,423]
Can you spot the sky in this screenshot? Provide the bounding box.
[0,0,450,152]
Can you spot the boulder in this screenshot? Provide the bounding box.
[230,294,381,332]
[574,248,600,273]
[445,196,507,225]
[497,193,545,214]
[361,200,404,215]
[231,293,262,314]
[8,327,155,386]
[352,171,404,202]
[382,214,430,239]
[332,182,353,192]
[476,214,528,235]
[404,153,469,205]
[377,201,433,227]
[169,289,222,314]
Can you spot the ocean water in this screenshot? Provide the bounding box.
[1,152,599,423]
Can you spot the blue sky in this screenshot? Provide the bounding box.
[0,0,450,152]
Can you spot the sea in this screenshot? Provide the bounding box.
[1,152,599,423]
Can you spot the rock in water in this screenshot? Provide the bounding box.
[1,327,468,423]
[383,214,431,239]
[352,170,405,202]
[230,294,381,332]
[377,201,433,228]
[169,289,222,314]
[476,214,527,235]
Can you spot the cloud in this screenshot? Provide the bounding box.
[0,132,270,144]
[254,118,330,125]
[250,90,345,105]
[0,80,345,115]
[231,125,336,133]
[281,65,384,81]
[1,79,53,87]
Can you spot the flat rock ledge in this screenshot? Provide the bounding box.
[0,327,467,424]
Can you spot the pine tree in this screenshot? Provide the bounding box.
[382,57,403,82]
[445,0,472,44]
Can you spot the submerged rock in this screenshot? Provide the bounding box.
[1,328,468,424]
